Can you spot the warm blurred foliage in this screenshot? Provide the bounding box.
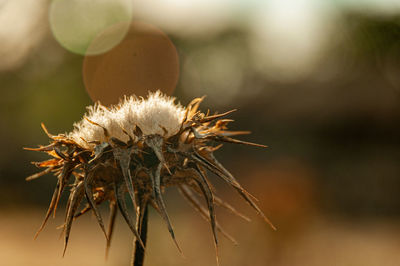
[1,0,400,265]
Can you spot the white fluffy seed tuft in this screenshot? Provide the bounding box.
[68,91,186,148]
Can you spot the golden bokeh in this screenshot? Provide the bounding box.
[83,21,179,105]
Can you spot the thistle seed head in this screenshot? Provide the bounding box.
[26,91,274,263]
[68,91,186,148]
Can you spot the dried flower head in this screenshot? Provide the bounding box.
[26,91,274,265]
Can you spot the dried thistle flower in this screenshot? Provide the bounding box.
[26,91,275,265]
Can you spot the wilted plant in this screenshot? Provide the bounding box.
[26,91,275,265]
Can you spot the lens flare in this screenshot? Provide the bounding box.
[49,0,133,55]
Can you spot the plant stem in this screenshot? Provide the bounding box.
[132,204,148,266]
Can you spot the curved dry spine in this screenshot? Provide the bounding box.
[26,91,274,265]
[105,201,117,259]
[178,184,239,246]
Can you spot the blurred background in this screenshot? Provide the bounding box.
[1,0,400,265]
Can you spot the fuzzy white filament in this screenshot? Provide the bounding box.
[68,91,186,148]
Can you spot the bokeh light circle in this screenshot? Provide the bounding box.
[83,21,180,106]
[49,0,133,55]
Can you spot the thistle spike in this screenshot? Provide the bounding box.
[84,168,109,239]
[150,163,183,255]
[114,181,145,249]
[63,181,84,256]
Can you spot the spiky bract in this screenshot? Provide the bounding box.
[26,91,274,262]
